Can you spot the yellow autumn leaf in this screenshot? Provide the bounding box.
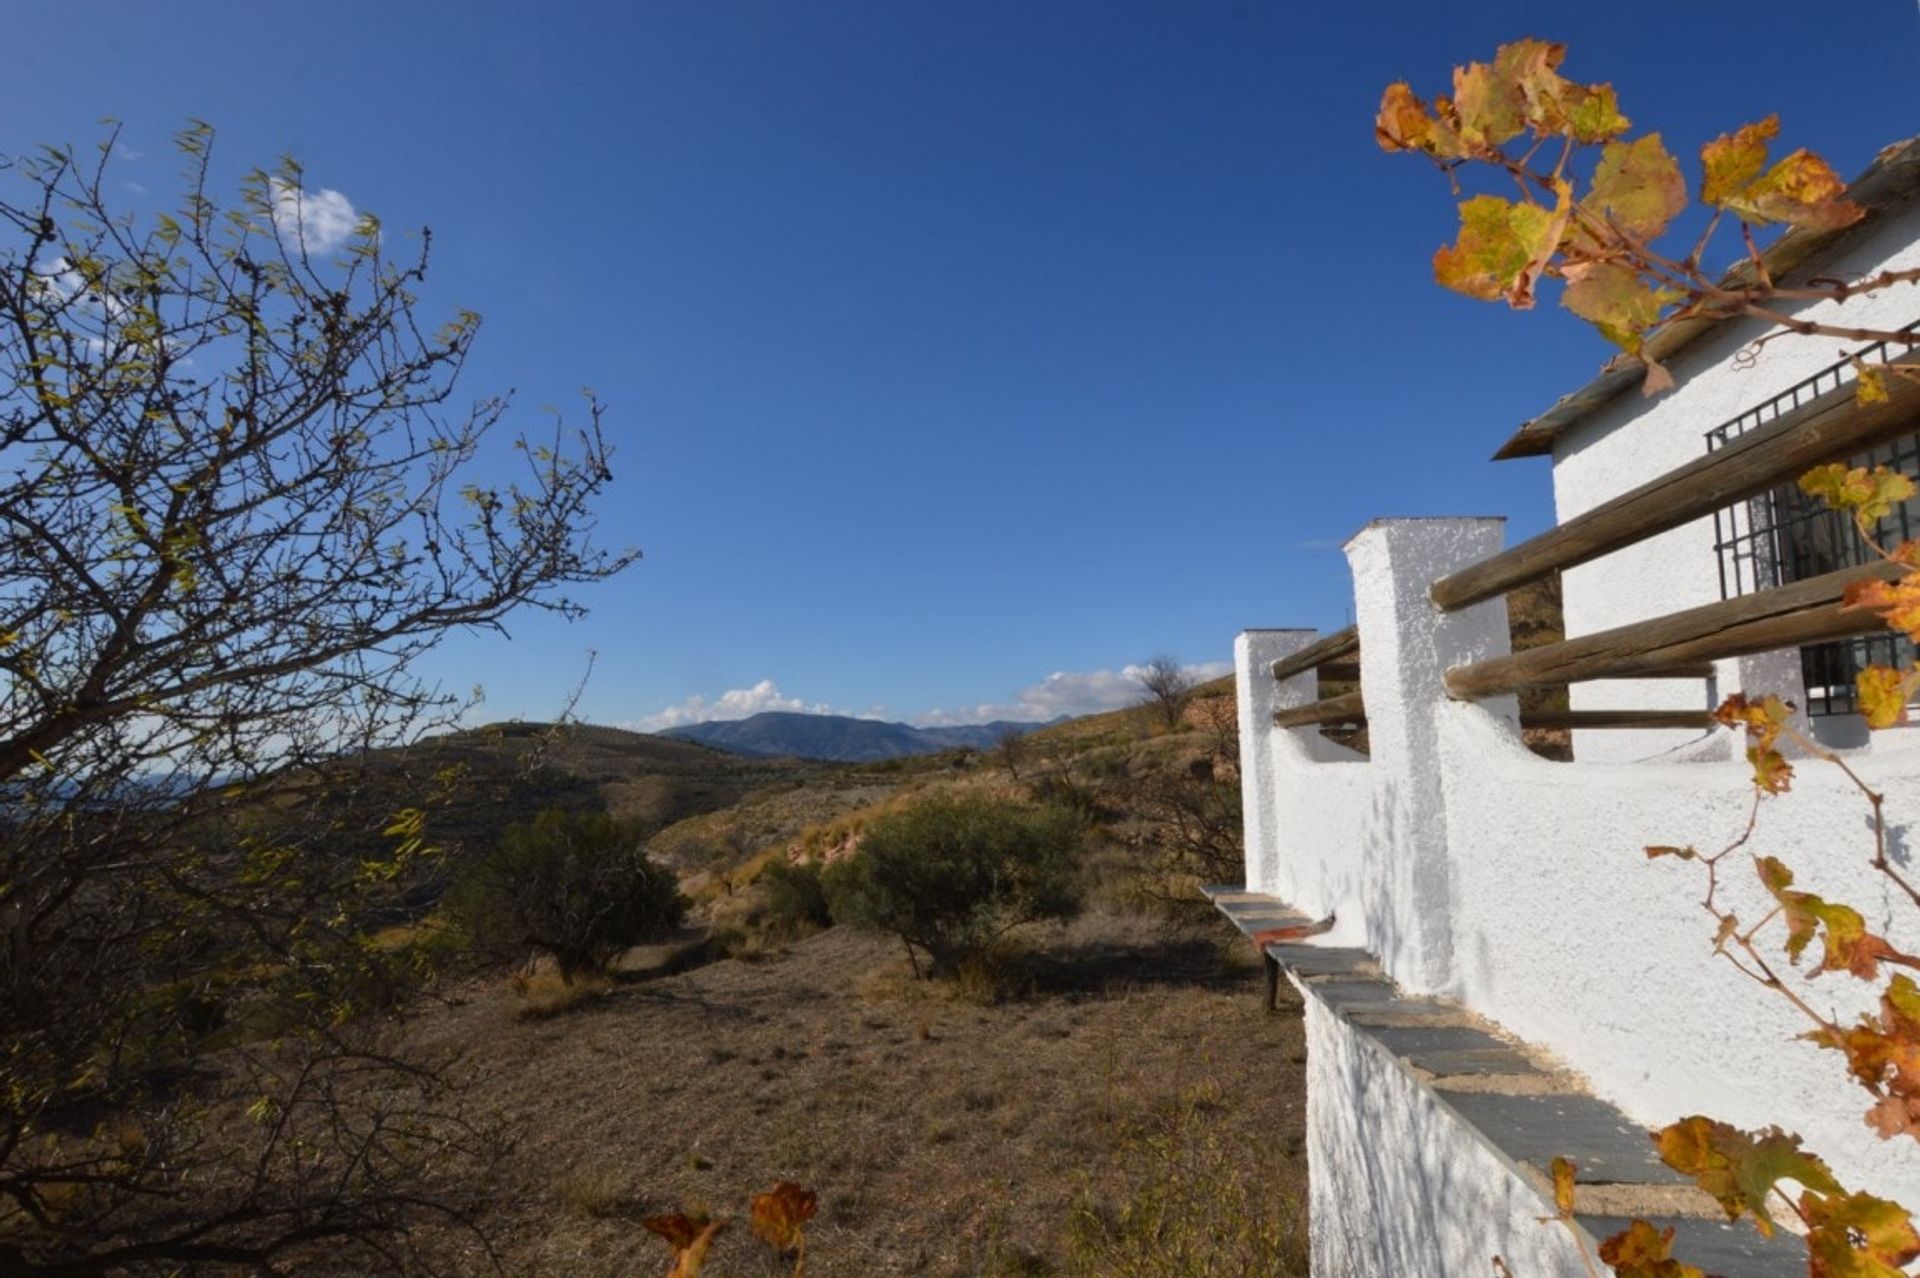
[1598,1219,1706,1278]
[1856,361,1892,406]
[1433,194,1558,306]
[1560,260,1679,354]
[1549,1156,1577,1216]
[1857,665,1918,730]
[1722,148,1864,231]
[1451,58,1528,149]
[1803,1190,1920,1276]
[1588,133,1687,241]
[1798,463,1916,527]
[1700,116,1780,206]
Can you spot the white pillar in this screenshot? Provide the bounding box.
[1345,518,1518,995]
[1234,629,1319,894]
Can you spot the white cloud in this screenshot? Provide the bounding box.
[910,661,1231,728]
[629,661,1233,735]
[269,177,362,255]
[632,679,833,732]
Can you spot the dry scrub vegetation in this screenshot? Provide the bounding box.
[383,683,1314,1276]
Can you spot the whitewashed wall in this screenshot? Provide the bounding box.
[1237,514,1920,1215]
[1548,199,1920,761]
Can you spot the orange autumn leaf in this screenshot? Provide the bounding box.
[1375,82,1463,159]
[750,1180,819,1253]
[1598,1219,1707,1278]
[643,1213,727,1278]
[1805,975,1920,1142]
[1655,1116,1842,1235]
[1844,577,1920,644]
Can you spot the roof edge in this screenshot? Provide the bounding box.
[1493,135,1920,462]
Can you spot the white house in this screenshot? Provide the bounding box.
[1505,135,1920,763]
[1228,137,1920,1276]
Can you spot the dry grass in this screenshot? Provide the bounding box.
[507,967,611,1021]
[395,910,1308,1277]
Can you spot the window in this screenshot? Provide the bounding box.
[1709,323,1920,717]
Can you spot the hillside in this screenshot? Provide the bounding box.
[660,710,1053,762]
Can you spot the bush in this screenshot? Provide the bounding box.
[759,858,835,939]
[446,807,685,982]
[824,793,1084,978]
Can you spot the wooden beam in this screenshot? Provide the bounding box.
[1520,709,1714,731]
[1269,627,1358,683]
[1317,661,1362,683]
[1444,561,1904,700]
[1274,704,1715,731]
[1433,353,1920,612]
[1271,690,1366,728]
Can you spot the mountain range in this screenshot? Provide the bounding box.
[657,711,1058,763]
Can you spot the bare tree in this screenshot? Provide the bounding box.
[1136,653,1197,730]
[0,125,631,1274]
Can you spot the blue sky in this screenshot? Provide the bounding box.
[10,2,1918,728]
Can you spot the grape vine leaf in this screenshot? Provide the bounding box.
[1433,194,1559,306]
[1725,151,1864,231]
[1802,1190,1920,1277]
[1844,577,1920,644]
[1700,117,1781,206]
[1451,58,1528,150]
[1596,1219,1707,1278]
[642,1214,727,1278]
[1755,856,1904,980]
[1587,134,1687,242]
[1654,1116,1842,1235]
[1561,260,1680,354]
[1854,361,1892,407]
[1805,974,1920,1141]
[1857,666,1919,730]
[1799,464,1918,529]
[1375,83,1465,160]
[750,1180,819,1252]
[1714,694,1795,794]
[1550,1156,1577,1216]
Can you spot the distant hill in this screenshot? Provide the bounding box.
[659,711,1055,762]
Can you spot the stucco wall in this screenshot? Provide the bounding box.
[1548,200,1920,762]
[1303,993,1600,1278]
[1233,511,1920,1219]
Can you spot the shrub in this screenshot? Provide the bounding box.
[759,858,835,939]
[824,793,1084,978]
[446,807,685,982]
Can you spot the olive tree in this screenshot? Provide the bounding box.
[0,126,631,1274]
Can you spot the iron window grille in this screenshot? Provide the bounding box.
[1708,319,1920,717]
